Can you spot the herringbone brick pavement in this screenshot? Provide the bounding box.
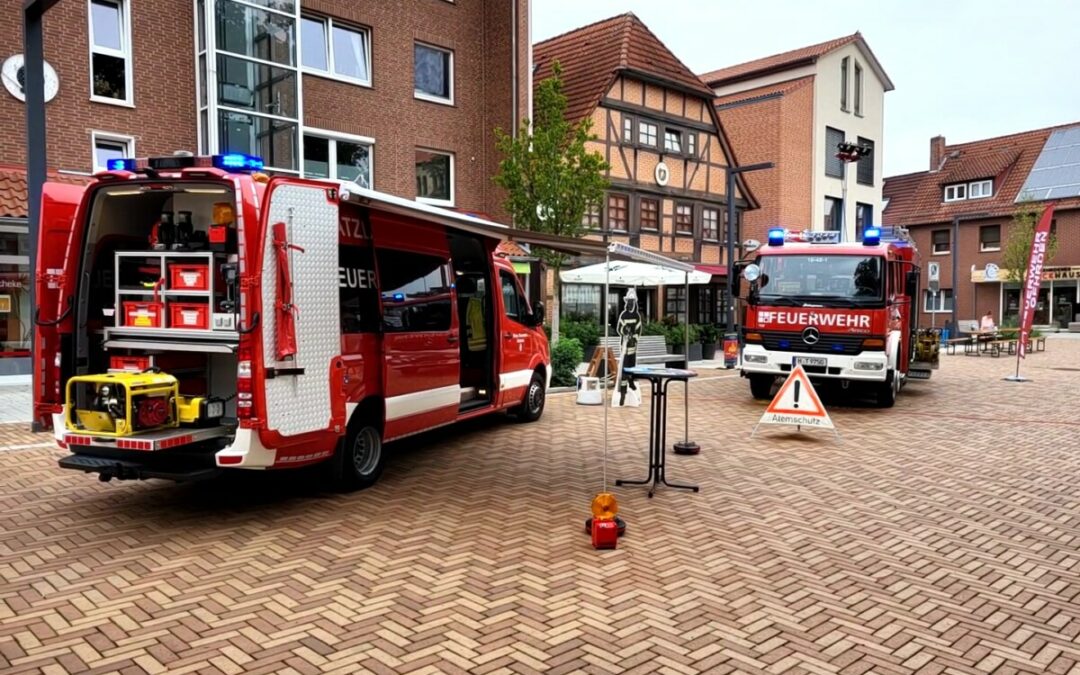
[2,341,1080,674]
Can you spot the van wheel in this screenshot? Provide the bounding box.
[876,372,898,408]
[749,375,774,400]
[331,420,384,491]
[514,372,546,422]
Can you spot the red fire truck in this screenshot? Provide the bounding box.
[34,153,550,490]
[739,227,935,407]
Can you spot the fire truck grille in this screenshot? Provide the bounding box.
[756,330,866,355]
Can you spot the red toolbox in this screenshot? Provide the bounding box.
[169,302,210,329]
[109,355,151,372]
[169,263,210,291]
[123,301,164,328]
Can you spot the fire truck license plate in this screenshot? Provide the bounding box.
[794,356,827,368]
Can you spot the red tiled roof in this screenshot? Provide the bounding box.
[496,240,531,258]
[713,76,815,108]
[883,122,1080,227]
[0,166,88,219]
[700,33,861,86]
[534,13,715,124]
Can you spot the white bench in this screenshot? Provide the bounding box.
[599,335,686,368]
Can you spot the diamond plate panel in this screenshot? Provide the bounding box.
[260,182,341,437]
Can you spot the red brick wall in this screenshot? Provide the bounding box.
[2,0,527,219]
[0,0,196,173]
[778,82,813,231]
[908,207,1080,328]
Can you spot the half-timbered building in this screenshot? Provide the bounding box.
[534,13,758,326]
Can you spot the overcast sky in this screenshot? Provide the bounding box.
[532,0,1080,178]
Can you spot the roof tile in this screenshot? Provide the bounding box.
[534,13,714,123]
[700,33,861,85]
[883,122,1080,227]
[0,166,88,219]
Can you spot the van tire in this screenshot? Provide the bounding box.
[514,372,546,422]
[330,419,385,492]
[749,375,774,400]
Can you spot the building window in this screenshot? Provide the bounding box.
[561,284,601,319]
[639,121,657,147]
[607,194,629,232]
[414,42,453,103]
[854,61,863,115]
[675,204,693,235]
[89,0,132,104]
[825,127,844,177]
[665,287,686,319]
[622,117,633,143]
[856,203,872,239]
[702,208,719,241]
[980,224,1001,252]
[932,229,950,254]
[639,198,659,232]
[687,132,697,157]
[840,56,849,111]
[415,148,453,205]
[944,184,967,202]
[923,289,954,313]
[303,132,372,187]
[969,180,993,199]
[824,197,842,231]
[582,203,601,230]
[301,16,371,85]
[664,129,682,154]
[857,137,874,185]
[92,132,134,172]
[212,0,300,172]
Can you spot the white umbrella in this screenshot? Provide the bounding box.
[560,260,712,286]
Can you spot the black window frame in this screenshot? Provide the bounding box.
[932,229,950,254]
[824,197,842,232]
[855,202,873,240]
[840,56,849,111]
[856,137,874,186]
[702,207,719,241]
[639,197,660,232]
[674,203,694,236]
[854,61,863,116]
[607,193,629,232]
[663,128,682,154]
[979,224,1001,252]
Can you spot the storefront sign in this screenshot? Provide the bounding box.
[971,265,1080,283]
[1043,266,1080,281]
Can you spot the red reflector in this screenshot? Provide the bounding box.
[209,224,227,243]
[57,440,68,449]
[218,455,243,465]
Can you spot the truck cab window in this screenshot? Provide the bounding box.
[500,270,528,322]
[376,248,452,332]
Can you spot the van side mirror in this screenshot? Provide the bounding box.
[732,263,744,298]
[905,270,919,299]
[531,302,545,327]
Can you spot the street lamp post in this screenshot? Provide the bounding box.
[835,141,871,242]
[724,162,773,368]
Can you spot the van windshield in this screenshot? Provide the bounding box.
[755,254,884,307]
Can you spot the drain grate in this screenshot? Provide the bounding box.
[1050,367,1080,372]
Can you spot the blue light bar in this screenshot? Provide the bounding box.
[212,154,265,172]
[106,158,136,171]
[863,227,881,246]
[768,228,785,246]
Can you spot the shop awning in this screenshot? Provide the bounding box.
[560,261,711,286]
[695,264,727,277]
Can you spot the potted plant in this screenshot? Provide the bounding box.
[699,323,720,360]
[668,324,702,360]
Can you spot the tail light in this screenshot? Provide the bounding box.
[237,345,254,421]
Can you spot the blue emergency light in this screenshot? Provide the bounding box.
[862,227,882,246]
[212,153,265,171]
[767,228,785,246]
[106,158,136,171]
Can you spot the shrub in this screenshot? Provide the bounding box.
[667,323,701,346]
[698,323,720,345]
[550,338,584,387]
[561,317,601,348]
[643,320,669,337]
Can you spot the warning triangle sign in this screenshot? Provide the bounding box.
[755,365,835,432]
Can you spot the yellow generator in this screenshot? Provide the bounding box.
[65,371,224,437]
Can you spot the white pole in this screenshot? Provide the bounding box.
[683,270,690,441]
[602,249,610,492]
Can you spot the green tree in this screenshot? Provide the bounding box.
[1002,199,1058,283]
[493,61,609,341]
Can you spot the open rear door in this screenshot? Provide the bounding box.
[34,182,86,428]
[258,179,344,442]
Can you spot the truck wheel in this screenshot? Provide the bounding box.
[331,420,384,492]
[514,372,546,422]
[876,372,898,408]
[749,375,774,400]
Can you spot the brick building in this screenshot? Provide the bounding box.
[700,33,893,246]
[534,13,757,326]
[883,123,1080,332]
[0,0,530,375]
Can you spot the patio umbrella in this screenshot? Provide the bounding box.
[560,260,711,286]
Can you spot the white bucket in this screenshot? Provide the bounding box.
[576,376,603,405]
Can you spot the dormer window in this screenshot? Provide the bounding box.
[944,179,992,202]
